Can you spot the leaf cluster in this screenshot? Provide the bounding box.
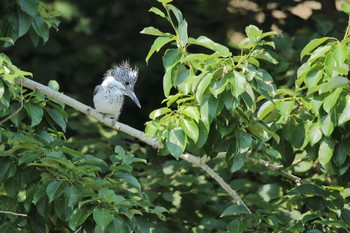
[0,0,60,47]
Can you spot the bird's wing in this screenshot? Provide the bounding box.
[93,85,101,95]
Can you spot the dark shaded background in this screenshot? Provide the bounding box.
[4,0,346,130]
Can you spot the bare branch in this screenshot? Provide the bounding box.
[16,77,252,213]
[0,210,27,217]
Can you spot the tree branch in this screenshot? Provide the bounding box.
[216,152,302,185]
[181,153,252,214]
[0,210,27,217]
[16,77,252,214]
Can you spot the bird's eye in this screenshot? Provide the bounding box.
[125,81,130,86]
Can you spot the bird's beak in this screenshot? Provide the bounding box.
[127,90,141,108]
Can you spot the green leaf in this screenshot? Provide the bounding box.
[257,101,275,121]
[331,42,348,65]
[304,69,323,89]
[341,209,350,226]
[115,173,141,190]
[32,16,49,43]
[227,219,248,233]
[149,107,171,120]
[180,106,200,123]
[140,26,172,37]
[47,108,66,132]
[0,161,11,184]
[221,203,250,217]
[93,208,114,231]
[231,71,247,98]
[18,0,39,17]
[0,37,14,45]
[320,112,335,137]
[0,80,4,99]
[319,76,349,94]
[167,4,183,24]
[323,88,342,113]
[46,180,67,202]
[166,127,186,159]
[24,103,44,127]
[179,116,199,142]
[228,152,247,173]
[149,7,166,18]
[18,152,39,165]
[300,37,329,60]
[98,188,126,203]
[289,183,327,197]
[17,9,32,37]
[209,75,227,97]
[308,123,322,146]
[163,67,173,97]
[178,19,188,47]
[157,0,173,3]
[255,69,275,99]
[163,48,182,69]
[146,36,174,64]
[236,131,252,153]
[338,95,350,125]
[188,36,231,57]
[245,25,262,42]
[65,186,81,208]
[195,72,213,103]
[319,138,334,167]
[69,208,92,230]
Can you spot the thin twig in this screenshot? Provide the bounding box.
[255,158,302,185]
[15,77,252,214]
[215,152,302,185]
[0,79,24,124]
[0,210,27,217]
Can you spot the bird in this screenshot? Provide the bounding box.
[93,61,141,121]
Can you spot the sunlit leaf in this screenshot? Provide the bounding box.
[323,88,342,113]
[141,26,172,37]
[146,37,174,64]
[178,19,188,47]
[166,127,186,159]
[230,71,246,98]
[221,203,250,217]
[319,76,348,94]
[319,138,334,167]
[338,96,350,125]
[188,36,231,57]
[300,37,329,60]
[149,7,166,18]
[179,116,199,142]
[245,25,262,42]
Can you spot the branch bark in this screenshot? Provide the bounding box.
[16,77,252,214]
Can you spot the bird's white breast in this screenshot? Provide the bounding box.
[93,77,125,119]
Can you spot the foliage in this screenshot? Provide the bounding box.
[0,1,161,232]
[1,0,350,232]
[141,0,350,231]
[0,0,60,47]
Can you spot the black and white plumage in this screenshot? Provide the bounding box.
[93,61,141,120]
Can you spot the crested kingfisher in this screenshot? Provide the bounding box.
[93,61,141,120]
